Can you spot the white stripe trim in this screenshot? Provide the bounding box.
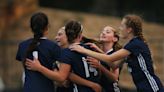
[140,55,159,91]
[105,48,113,54]
[137,54,159,92]
[138,55,159,91]
[73,84,78,92]
[40,37,47,39]
[138,54,158,92]
[82,57,90,77]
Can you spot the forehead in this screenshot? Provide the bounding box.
[103,26,114,32]
[121,18,127,24]
[58,28,65,34]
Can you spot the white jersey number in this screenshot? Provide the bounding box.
[82,57,98,78]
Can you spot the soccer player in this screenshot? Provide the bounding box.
[25,20,101,92]
[16,12,61,92]
[86,26,122,92]
[69,14,164,92]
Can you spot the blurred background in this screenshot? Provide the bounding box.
[0,0,164,92]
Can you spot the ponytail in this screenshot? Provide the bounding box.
[26,33,42,57]
[65,20,82,44]
[24,12,48,61]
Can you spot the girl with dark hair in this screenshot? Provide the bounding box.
[70,14,164,92]
[25,20,101,92]
[16,12,61,92]
[54,26,102,92]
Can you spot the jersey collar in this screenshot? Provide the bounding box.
[40,37,47,39]
[105,48,113,54]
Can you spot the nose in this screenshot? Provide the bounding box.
[118,26,121,30]
[101,31,106,35]
[55,36,58,41]
[100,33,105,37]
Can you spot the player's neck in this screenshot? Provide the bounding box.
[126,34,134,42]
[102,42,114,53]
[69,40,80,46]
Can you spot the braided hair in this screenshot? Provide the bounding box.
[123,14,147,45]
[25,12,48,60]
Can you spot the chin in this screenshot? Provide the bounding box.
[57,43,61,46]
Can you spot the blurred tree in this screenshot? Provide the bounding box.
[0,0,38,89]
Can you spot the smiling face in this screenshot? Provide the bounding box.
[55,27,68,48]
[99,26,118,43]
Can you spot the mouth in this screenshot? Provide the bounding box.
[101,36,106,39]
[55,40,60,43]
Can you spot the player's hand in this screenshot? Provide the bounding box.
[90,82,102,92]
[25,58,42,71]
[85,43,103,53]
[85,42,98,49]
[86,56,100,69]
[69,44,86,54]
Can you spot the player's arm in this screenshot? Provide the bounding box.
[85,42,104,53]
[100,65,119,82]
[87,57,119,82]
[70,44,130,67]
[69,73,101,92]
[25,58,71,83]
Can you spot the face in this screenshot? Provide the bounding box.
[99,26,117,43]
[55,27,68,48]
[119,18,129,39]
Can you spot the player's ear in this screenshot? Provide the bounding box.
[113,37,118,42]
[127,27,133,34]
[78,33,83,40]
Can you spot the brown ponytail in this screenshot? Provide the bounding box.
[24,12,48,61]
[65,20,82,44]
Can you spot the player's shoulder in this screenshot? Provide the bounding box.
[19,38,32,46]
[42,39,56,45]
[79,43,93,50]
[61,48,71,54]
[62,45,85,56]
[128,37,144,46]
[41,39,60,48]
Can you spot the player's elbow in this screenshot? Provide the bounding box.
[56,75,67,83]
[113,76,119,82]
[108,73,119,82]
[110,76,119,82]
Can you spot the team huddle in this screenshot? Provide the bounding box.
[16,12,164,92]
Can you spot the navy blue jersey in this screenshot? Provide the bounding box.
[124,37,163,92]
[16,38,61,92]
[55,80,73,92]
[60,44,100,92]
[55,85,73,92]
[100,49,121,92]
